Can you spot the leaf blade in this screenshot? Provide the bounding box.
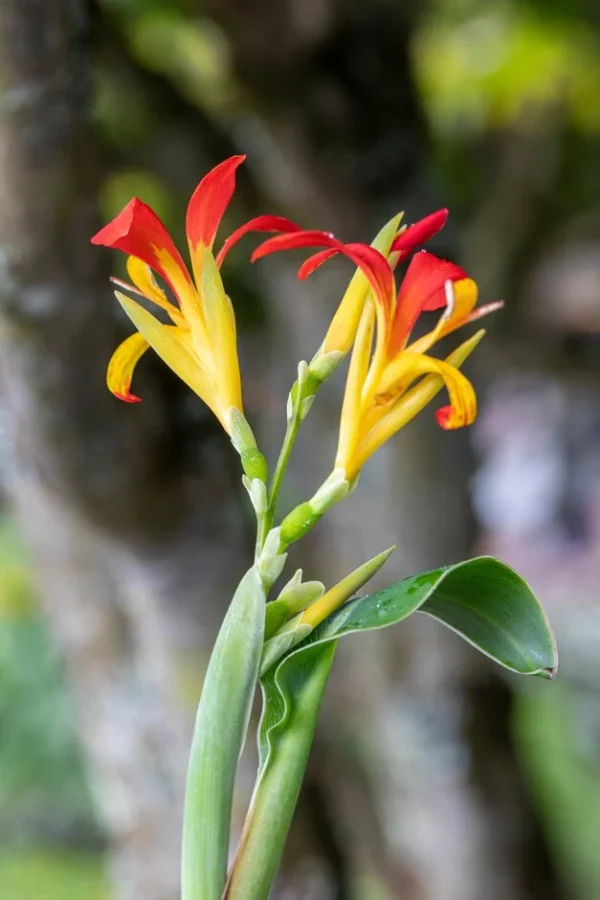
[288,556,558,678]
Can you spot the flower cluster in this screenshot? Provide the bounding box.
[92,156,500,480]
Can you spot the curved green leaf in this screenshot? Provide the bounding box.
[226,641,336,899]
[301,555,558,678]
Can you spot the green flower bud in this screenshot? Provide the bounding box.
[241,447,269,483]
[280,502,322,545]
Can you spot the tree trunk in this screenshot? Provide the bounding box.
[0,3,246,898]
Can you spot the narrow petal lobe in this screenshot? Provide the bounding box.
[216,214,303,266]
[186,155,246,252]
[106,331,149,402]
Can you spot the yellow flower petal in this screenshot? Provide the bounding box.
[407,278,479,355]
[126,256,185,326]
[153,246,211,359]
[106,331,149,402]
[199,249,243,412]
[115,291,228,429]
[335,300,375,471]
[351,330,485,476]
[376,351,476,426]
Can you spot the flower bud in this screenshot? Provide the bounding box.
[280,502,322,546]
[241,447,269,483]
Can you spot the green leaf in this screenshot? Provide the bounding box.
[181,565,265,900]
[301,555,558,678]
[225,641,336,900]
[227,556,556,899]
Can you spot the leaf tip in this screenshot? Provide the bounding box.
[540,663,559,680]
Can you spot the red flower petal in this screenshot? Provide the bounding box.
[216,214,302,266]
[186,155,246,251]
[251,230,338,260]
[389,251,468,356]
[253,231,395,315]
[391,209,448,257]
[115,391,142,404]
[297,248,339,279]
[91,198,192,297]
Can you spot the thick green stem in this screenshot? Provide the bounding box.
[181,566,265,900]
[225,641,337,899]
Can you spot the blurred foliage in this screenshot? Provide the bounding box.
[0,850,108,900]
[415,0,600,136]
[515,682,600,899]
[0,518,102,858]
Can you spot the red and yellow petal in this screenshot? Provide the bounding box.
[216,214,303,266]
[91,198,193,302]
[377,351,477,429]
[106,331,149,403]
[349,331,485,477]
[388,251,468,356]
[186,155,245,254]
[322,215,401,355]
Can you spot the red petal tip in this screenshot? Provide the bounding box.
[435,406,461,430]
[91,198,142,247]
[391,208,449,255]
[114,391,142,404]
[186,155,247,250]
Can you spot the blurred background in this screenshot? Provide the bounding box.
[1,0,599,897]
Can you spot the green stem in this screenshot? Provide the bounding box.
[181,566,265,900]
[269,408,302,515]
[225,641,337,899]
[257,397,303,553]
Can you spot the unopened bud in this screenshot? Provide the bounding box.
[241,447,269,483]
[229,409,269,483]
[264,577,325,640]
[280,502,322,546]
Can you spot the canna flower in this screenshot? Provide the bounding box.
[91,155,301,435]
[333,248,503,479]
[261,221,502,484]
